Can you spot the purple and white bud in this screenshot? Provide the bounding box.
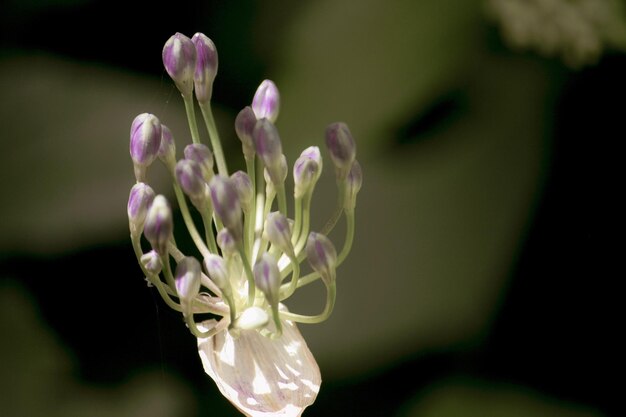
[253,119,285,185]
[184,143,214,181]
[251,79,280,123]
[306,232,337,286]
[325,122,356,180]
[230,170,253,213]
[191,33,218,103]
[264,212,294,256]
[344,160,363,210]
[253,253,281,306]
[216,228,237,257]
[140,250,162,275]
[234,106,257,160]
[175,159,206,202]
[162,32,197,97]
[209,175,243,241]
[158,124,177,169]
[293,146,323,198]
[127,182,155,237]
[143,195,173,255]
[203,254,230,293]
[175,257,202,301]
[130,113,162,180]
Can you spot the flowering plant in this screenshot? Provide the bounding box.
[127,32,361,416]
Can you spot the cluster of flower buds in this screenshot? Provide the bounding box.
[127,31,362,416]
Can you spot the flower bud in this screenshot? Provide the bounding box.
[253,119,284,185]
[230,171,253,213]
[140,250,162,275]
[344,160,363,210]
[127,182,155,237]
[191,32,218,103]
[325,122,356,180]
[184,143,214,181]
[162,32,197,97]
[130,113,162,180]
[293,146,322,198]
[209,175,243,241]
[203,254,230,293]
[251,79,280,123]
[175,257,202,301]
[253,253,281,306]
[216,228,237,257]
[143,195,173,255]
[175,159,206,201]
[264,212,294,257]
[306,232,337,286]
[158,124,177,169]
[234,106,257,160]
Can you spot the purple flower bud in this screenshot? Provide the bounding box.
[175,159,206,201]
[191,33,218,103]
[293,146,322,198]
[162,32,197,97]
[230,171,253,213]
[234,106,257,160]
[325,122,356,179]
[130,113,162,169]
[203,254,230,292]
[252,79,280,123]
[253,119,284,185]
[264,212,293,256]
[143,195,173,255]
[140,250,162,275]
[306,232,337,286]
[344,160,363,210]
[216,228,237,257]
[127,182,155,236]
[175,257,202,301]
[184,143,214,181]
[209,175,243,240]
[158,124,176,168]
[253,253,281,306]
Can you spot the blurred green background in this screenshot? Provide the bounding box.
[0,0,622,416]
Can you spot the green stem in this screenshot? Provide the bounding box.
[280,281,336,324]
[199,101,228,176]
[183,94,201,144]
[173,184,211,259]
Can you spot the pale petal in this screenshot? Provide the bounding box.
[197,319,321,417]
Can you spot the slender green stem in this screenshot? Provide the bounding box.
[291,196,303,245]
[185,314,229,338]
[276,183,287,218]
[260,304,283,339]
[280,282,336,324]
[199,101,228,176]
[173,184,211,259]
[201,213,219,254]
[237,244,256,307]
[321,180,346,235]
[245,158,256,256]
[279,253,300,300]
[183,94,201,144]
[337,209,355,264]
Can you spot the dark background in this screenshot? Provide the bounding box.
[0,1,621,416]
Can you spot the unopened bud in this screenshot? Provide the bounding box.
[184,143,214,181]
[325,122,356,180]
[230,171,253,213]
[143,195,173,255]
[234,106,257,160]
[264,212,294,256]
[253,253,281,306]
[344,160,363,210]
[253,119,284,185]
[158,124,177,169]
[175,159,206,201]
[251,79,280,123]
[175,257,202,301]
[191,33,218,103]
[209,175,243,240]
[140,250,162,275]
[127,182,155,237]
[203,254,230,294]
[306,232,337,286]
[216,228,237,257]
[130,113,162,180]
[162,32,197,97]
[293,146,322,198]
